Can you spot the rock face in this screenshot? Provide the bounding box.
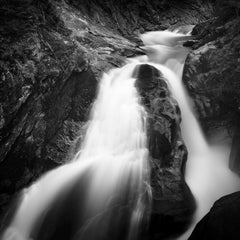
[230,122,240,174]
[134,64,195,239]
[68,0,214,37]
[183,2,240,132]
[188,192,240,240]
[182,1,240,171]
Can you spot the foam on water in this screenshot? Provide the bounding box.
[1,63,151,240]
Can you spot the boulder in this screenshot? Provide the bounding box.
[134,64,196,239]
[189,191,240,240]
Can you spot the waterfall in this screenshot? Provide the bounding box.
[2,29,240,240]
[139,30,240,239]
[1,63,151,240]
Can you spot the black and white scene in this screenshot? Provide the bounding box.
[0,0,240,239]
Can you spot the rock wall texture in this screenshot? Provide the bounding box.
[67,0,214,38]
[183,2,240,132]
[182,1,240,172]
[134,64,195,239]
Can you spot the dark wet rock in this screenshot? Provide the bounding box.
[230,121,240,175]
[182,2,240,175]
[183,4,240,133]
[67,0,213,38]
[134,64,196,239]
[188,191,240,240]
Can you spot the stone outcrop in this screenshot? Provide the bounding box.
[134,64,195,239]
[189,191,240,240]
[182,1,240,171]
[67,0,213,38]
[183,2,240,133]
[0,0,140,218]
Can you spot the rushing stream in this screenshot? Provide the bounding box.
[1,63,151,240]
[1,29,240,240]
[140,30,240,239]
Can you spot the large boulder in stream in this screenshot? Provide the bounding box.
[188,191,240,240]
[134,64,196,239]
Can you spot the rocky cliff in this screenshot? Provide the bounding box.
[183,2,240,132]
[182,0,240,172]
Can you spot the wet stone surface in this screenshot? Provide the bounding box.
[134,64,196,239]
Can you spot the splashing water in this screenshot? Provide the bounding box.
[139,30,240,239]
[1,63,151,240]
[2,29,240,240]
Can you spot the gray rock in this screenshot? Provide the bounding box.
[134,64,195,239]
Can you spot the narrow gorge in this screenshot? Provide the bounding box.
[1,0,240,239]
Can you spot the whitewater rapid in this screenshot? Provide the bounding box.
[1,63,151,240]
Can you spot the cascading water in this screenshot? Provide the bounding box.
[139,30,240,239]
[1,63,151,240]
[2,28,240,240]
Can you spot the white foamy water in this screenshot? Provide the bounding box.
[140,30,240,239]
[141,30,192,47]
[1,63,151,240]
[2,29,240,240]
